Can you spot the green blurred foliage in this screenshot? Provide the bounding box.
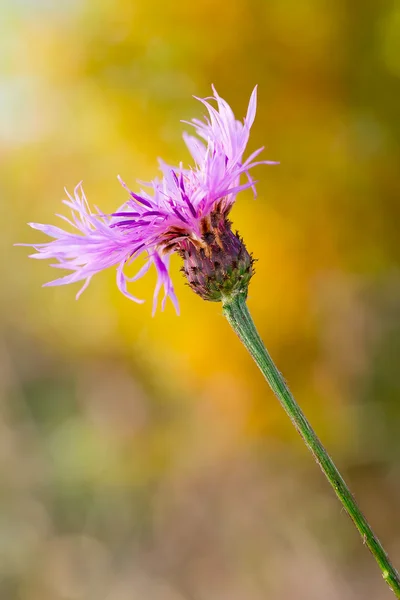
[1,0,400,598]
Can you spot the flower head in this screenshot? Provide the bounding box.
[20,86,277,314]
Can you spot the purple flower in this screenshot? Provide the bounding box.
[20,86,277,314]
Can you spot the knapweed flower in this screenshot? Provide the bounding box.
[21,86,277,314]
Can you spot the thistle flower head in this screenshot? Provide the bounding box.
[20,86,277,314]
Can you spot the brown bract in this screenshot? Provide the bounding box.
[175,205,254,302]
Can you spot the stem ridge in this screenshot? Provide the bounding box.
[223,294,400,597]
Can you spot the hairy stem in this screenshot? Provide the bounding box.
[222,293,400,597]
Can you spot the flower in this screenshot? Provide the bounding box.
[20,86,277,314]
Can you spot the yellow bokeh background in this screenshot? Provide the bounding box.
[2,1,400,598]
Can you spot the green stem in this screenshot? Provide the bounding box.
[222,293,400,598]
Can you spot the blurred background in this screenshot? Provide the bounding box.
[2,0,400,598]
